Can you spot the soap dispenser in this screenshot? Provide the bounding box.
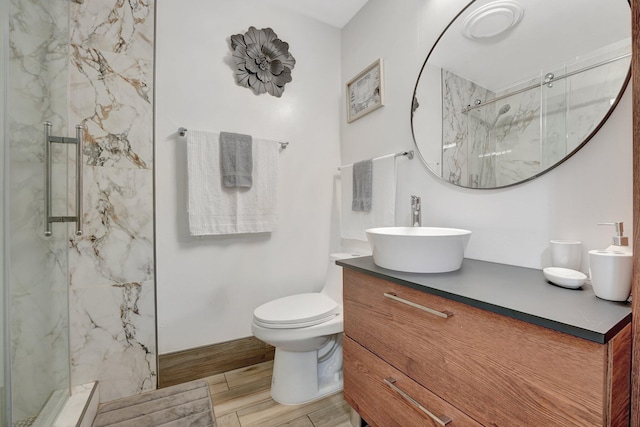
[588,222,633,301]
[598,222,632,254]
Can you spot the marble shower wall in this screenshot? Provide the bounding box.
[10,0,155,407]
[68,0,156,402]
[441,70,494,187]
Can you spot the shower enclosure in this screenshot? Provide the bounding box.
[2,0,76,425]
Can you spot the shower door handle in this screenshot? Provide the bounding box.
[75,124,83,236]
[44,122,84,237]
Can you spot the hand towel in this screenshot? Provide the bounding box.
[187,130,278,235]
[340,155,397,241]
[220,131,253,188]
[352,160,372,212]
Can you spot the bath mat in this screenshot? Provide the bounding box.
[92,380,215,427]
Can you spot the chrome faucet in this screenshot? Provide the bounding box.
[411,195,421,227]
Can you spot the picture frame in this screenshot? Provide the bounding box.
[346,58,384,123]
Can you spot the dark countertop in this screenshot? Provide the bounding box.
[337,256,632,344]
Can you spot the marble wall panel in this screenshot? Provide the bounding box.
[69,280,156,403]
[69,0,156,402]
[70,0,153,61]
[441,69,494,187]
[70,47,153,169]
[69,166,154,288]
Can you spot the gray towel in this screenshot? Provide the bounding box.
[352,160,372,212]
[220,132,253,188]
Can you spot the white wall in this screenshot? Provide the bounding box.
[155,1,342,353]
[341,0,632,269]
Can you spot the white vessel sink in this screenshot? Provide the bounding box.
[366,227,472,273]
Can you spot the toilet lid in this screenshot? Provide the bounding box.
[253,293,339,328]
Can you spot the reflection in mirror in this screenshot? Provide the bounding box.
[411,0,631,189]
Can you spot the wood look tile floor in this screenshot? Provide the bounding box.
[204,361,353,427]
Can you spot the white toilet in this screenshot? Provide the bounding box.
[251,252,362,405]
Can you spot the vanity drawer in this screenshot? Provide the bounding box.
[343,269,628,426]
[344,336,482,427]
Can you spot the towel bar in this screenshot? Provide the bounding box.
[338,150,414,170]
[178,127,289,150]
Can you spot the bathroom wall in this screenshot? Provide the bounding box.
[155,1,342,353]
[68,0,156,403]
[341,0,632,269]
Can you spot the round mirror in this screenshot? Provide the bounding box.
[411,0,631,189]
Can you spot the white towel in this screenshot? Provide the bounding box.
[340,155,396,241]
[187,130,278,235]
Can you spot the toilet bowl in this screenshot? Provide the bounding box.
[251,252,363,405]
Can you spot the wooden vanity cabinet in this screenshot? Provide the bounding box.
[343,269,631,427]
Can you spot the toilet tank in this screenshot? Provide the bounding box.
[321,252,368,304]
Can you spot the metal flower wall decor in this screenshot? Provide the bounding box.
[230,26,296,98]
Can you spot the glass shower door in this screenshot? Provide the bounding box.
[5,0,72,425]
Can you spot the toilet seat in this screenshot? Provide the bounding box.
[253,293,340,329]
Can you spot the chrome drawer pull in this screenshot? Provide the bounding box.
[384,292,453,318]
[384,377,452,426]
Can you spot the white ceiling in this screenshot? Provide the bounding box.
[263,0,368,28]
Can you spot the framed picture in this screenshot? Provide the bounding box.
[346,58,384,123]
